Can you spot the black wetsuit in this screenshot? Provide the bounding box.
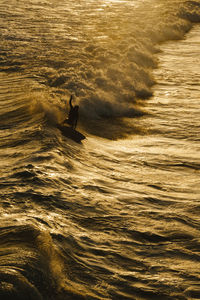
[65,96,79,129]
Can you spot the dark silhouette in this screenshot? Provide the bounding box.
[64,95,79,129]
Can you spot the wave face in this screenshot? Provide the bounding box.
[0,0,199,137]
[0,0,200,299]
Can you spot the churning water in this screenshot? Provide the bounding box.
[0,0,200,299]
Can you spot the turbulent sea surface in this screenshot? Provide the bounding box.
[0,0,200,299]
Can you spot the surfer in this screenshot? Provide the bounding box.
[64,95,79,129]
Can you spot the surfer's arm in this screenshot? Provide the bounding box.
[69,95,73,109]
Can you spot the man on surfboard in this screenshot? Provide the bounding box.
[64,95,79,129]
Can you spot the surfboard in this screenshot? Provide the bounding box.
[57,124,86,143]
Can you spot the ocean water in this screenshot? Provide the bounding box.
[0,0,200,299]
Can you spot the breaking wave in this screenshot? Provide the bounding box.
[0,0,200,138]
